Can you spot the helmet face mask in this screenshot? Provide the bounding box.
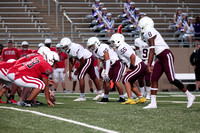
[110,33,125,48]
[60,37,72,53]
[87,37,100,52]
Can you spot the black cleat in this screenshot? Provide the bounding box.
[99,98,109,102]
[90,88,94,93]
[116,97,126,102]
[22,100,37,107]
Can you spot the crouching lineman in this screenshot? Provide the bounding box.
[110,33,147,104]
[138,16,195,109]
[60,37,103,101]
[87,37,125,102]
[7,51,59,107]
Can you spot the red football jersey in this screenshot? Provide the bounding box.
[0,61,16,76]
[54,52,68,68]
[1,47,21,62]
[32,50,38,53]
[94,57,98,67]
[7,53,40,75]
[14,55,52,80]
[50,47,56,52]
[18,49,32,57]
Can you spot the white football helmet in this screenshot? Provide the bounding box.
[60,37,72,53]
[7,59,16,63]
[38,43,44,48]
[56,43,61,48]
[37,46,51,60]
[138,16,154,34]
[21,41,29,46]
[110,33,125,48]
[45,51,60,66]
[87,37,100,52]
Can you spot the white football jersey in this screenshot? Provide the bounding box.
[117,42,142,67]
[69,43,92,60]
[143,28,169,55]
[134,37,149,61]
[95,44,119,65]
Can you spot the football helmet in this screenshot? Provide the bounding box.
[56,43,61,48]
[7,59,16,63]
[37,46,51,60]
[60,37,72,53]
[87,37,100,52]
[38,43,44,48]
[45,51,60,66]
[138,16,154,34]
[110,33,125,48]
[21,41,29,46]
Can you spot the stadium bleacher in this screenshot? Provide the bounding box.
[0,0,199,47]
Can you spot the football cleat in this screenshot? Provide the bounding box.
[0,99,6,104]
[116,97,126,102]
[17,101,24,106]
[143,103,157,109]
[7,99,18,104]
[93,93,104,101]
[22,100,36,107]
[99,98,109,102]
[187,95,195,108]
[121,98,136,104]
[73,97,86,101]
[136,97,147,104]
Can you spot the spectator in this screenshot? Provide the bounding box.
[171,7,182,31]
[87,0,100,19]
[89,2,104,28]
[53,43,68,93]
[118,0,131,18]
[174,13,188,43]
[0,40,21,62]
[100,13,115,37]
[93,7,107,32]
[190,44,200,92]
[18,41,32,57]
[183,17,195,46]
[125,8,140,32]
[193,16,200,47]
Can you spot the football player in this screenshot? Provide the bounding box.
[138,16,195,109]
[87,37,125,102]
[110,33,147,104]
[60,37,103,101]
[134,37,152,99]
[18,41,32,57]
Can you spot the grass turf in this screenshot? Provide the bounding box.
[0,92,200,133]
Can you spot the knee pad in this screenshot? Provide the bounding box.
[171,79,184,90]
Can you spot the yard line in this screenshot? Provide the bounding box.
[0,106,119,133]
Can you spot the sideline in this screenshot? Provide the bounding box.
[0,106,119,133]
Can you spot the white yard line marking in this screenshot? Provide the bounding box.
[0,106,119,133]
[55,102,64,104]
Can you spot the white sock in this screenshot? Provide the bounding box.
[104,94,108,98]
[185,90,192,97]
[120,95,124,99]
[146,87,151,95]
[151,95,157,105]
[140,87,145,96]
[97,90,102,94]
[80,93,85,98]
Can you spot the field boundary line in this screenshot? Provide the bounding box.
[0,106,119,133]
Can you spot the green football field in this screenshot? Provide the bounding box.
[0,92,200,133]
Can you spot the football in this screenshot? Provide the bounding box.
[49,95,56,104]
